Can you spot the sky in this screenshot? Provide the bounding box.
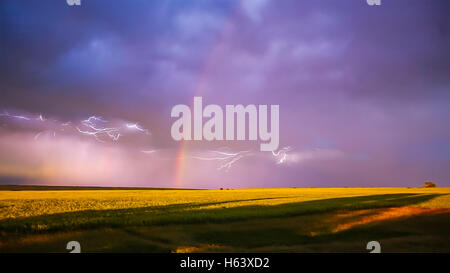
[0,0,449,188]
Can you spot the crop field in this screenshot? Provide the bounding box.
[0,186,450,253]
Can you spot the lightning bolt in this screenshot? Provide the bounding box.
[191,150,251,171]
[0,111,32,121]
[0,111,46,122]
[1,109,151,145]
[34,131,43,141]
[126,123,150,135]
[217,154,246,171]
[76,116,129,142]
[272,146,291,164]
[75,116,151,142]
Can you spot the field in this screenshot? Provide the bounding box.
[1,186,450,253]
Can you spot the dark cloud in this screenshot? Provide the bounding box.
[0,0,449,187]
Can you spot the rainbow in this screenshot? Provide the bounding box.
[173,2,242,188]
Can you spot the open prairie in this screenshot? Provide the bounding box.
[1,186,450,253]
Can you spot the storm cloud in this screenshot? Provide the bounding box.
[0,0,449,188]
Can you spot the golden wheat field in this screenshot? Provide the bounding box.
[2,187,450,219]
[1,187,450,252]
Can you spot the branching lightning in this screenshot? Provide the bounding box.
[272,146,292,164]
[0,111,46,122]
[1,110,150,144]
[191,150,251,171]
[190,147,293,171]
[126,123,150,135]
[75,116,151,142]
[76,115,121,142]
[1,108,294,174]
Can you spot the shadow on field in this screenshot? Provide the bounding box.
[2,193,450,252]
[0,193,442,234]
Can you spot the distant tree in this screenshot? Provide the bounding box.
[424,181,436,188]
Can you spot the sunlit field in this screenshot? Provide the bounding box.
[1,187,450,253]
